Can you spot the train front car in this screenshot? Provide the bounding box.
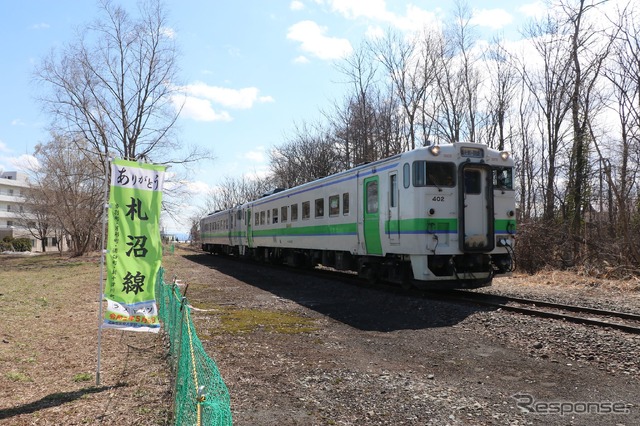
[402,142,516,288]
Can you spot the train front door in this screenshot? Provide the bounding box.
[459,163,494,252]
[246,209,254,249]
[363,176,383,255]
[387,171,400,245]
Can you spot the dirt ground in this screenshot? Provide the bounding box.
[1,247,639,425]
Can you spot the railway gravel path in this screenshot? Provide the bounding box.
[170,252,640,426]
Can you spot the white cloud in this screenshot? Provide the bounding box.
[327,1,439,33]
[11,119,25,126]
[290,1,304,11]
[470,8,513,30]
[243,146,266,163]
[293,55,310,64]
[329,0,390,21]
[519,1,547,19]
[0,140,9,153]
[287,20,353,60]
[0,154,39,172]
[184,179,212,195]
[173,82,274,122]
[176,96,233,122]
[161,26,176,39]
[30,23,50,30]
[365,25,384,40]
[182,82,274,109]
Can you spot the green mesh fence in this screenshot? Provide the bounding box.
[156,268,233,426]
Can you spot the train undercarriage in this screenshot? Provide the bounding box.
[202,243,513,290]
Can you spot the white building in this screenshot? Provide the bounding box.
[0,171,66,252]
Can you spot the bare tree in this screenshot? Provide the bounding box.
[598,2,640,264]
[371,29,432,149]
[270,122,342,188]
[29,135,104,256]
[482,37,518,150]
[559,0,612,255]
[333,45,382,164]
[17,188,53,252]
[34,0,206,168]
[520,12,574,222]
[206,175,275,212]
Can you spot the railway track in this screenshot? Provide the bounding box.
[200,253,640,334]
[440,290,640,334]
[310,265,640,334]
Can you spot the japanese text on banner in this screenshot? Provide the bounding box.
[103,158,166,332]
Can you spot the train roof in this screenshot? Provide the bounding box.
[201,142,513,216]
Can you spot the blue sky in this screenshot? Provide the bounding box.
[0,0,546,234]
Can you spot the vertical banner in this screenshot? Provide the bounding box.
[103,158,166,332]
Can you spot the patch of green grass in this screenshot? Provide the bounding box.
[207,306,317,335]
[6,371,31,382]
[73,372,93,382]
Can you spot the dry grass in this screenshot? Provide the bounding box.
[0,251,172,425]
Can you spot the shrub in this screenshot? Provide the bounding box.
[11,238,32,252]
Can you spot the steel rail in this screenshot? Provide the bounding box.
[442,290,640,334]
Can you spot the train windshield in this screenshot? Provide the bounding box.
[413,161,455,187]
[493,167,513,190]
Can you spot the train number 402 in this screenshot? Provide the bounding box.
[432,196,445,202]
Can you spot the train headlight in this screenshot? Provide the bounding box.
[428,145,441,156]
[500,151,510,161]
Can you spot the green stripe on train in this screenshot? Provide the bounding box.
[203,218,515,239]
[385,218,458,234]
[251,222,358,237]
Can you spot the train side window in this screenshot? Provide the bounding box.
[343,193,350,215]
[366,181,379,213]
[329,195,339,216]
[281,206,288,222]
[426,162,455,187]
[267,210,271,224]
[260,211,265,225]
[291,204,298,221]
[413,161,426,186]
[403,163,410,188]
[315,198,324,218]
[237,209,243,221]
[302,201,310,219]
[390,174,397,207]
[493,167,513,190]
[272,208,278,224]
[255,212,259,226]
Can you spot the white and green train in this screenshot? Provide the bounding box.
[201,142,516,289]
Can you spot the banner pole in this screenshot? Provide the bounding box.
[96,157,111,386]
